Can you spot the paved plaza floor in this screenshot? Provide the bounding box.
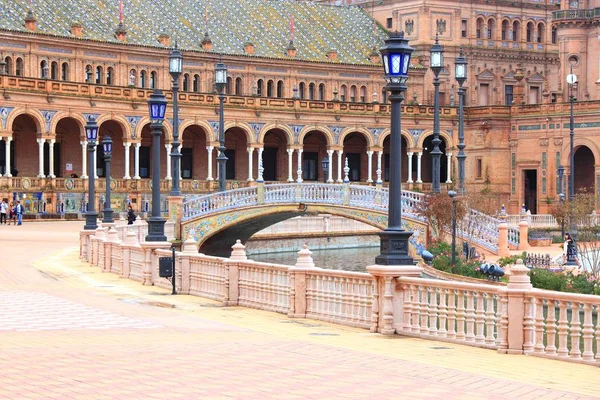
[0,221,598,400]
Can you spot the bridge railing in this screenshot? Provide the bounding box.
[182,186,258,221]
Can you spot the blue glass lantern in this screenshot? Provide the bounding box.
[148,89,168,122]
[85,119,99,142]
[102,135,113,158]
[380,31,414,86]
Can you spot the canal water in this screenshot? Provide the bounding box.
[247,246,380,272]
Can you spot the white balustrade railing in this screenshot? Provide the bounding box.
[188,255,229,302]
[305,270,373,329]
[254,216,377,236]
[523,289,600,364]
[128,247,145,282]
[182,186,259,221]
[397,277,505,349]
[238,262,290,313]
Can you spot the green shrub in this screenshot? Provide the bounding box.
[529,268,567,292]
[497,252,526,267]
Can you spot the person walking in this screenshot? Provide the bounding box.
[0,200,7,224]
[16,200,23,226]
[127,204,136,225]
[8,202,16,225]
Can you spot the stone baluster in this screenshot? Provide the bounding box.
[465,291,476,342]
[401,284,412,332]
[485,294,496,345]
[366,150,373,183]
[557,300,569,357]
[496,292,509,351]
[533,298,545,354]
[428,287,438,336]
[545,300,558,355]
[446,289,457,339]
[438,288,447,337]
[475,292,485,343]
[456,290,466,340]
[406,151,414,183]
[581,303,595,361]
[569,302,582,359]
[419,287,429,334]
[37,138,45,178]
[522,297,535,354]
[206,146,214,180]
[411,285,420,333]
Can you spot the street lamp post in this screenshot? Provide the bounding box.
[455,48,467,195]
[215,61,228,192]
[145,89,168,242]
[169,43,183,196]
[566,65,577,240]
[83,119,99,230]
[101,135,113,224]
[375,31,415,266]
[448,190,458,266]
[321,156,329,183]
[430,35,444,194]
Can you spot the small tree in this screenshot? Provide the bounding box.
[416,193,467,242]
[571,190,599,279]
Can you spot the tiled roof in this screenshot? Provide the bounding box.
[0,0,388,65]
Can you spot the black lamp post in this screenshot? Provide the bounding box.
[430,35,444,194]
[169,43,183,196]
[84,119,99,230]
[146,89,168,242]
[567,65,577,240]
[215,62,228,192]
[321,156,329,183]
[101,135,113,224]
[448,190,458,266]
[375,31,415,266]
[455,48,467,195]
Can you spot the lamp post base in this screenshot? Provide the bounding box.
[84,211,98,231]
[102,209,114,225]
[375,229,416,266]
[145,217,167,242]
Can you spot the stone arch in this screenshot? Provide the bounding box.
[297,125,334,147]
[338,127,375,148]
[416,130,453,150]
[257,123,294,145]
[133,116,173,142]
[569,138,600,166]
[377,128,414,148]
[5,108,45,135]
[49,111,86,139]
[179,120,215,143]
[96,114,133,141]
[223,121,254,144]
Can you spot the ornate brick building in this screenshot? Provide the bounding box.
[0,0,598,216]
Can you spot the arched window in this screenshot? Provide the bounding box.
[318,83,325,100]
[267,80,274,97]
[298,82,305,99]
[257,79,263,96]
[61,62,69,81]
[340,85,347,102]
[487,18,495,40]
[308,83,315,100]
[4,57,13,75]
[226,77,233,94]
[95,66,104,84]
[15,57,23,77]
[140,70,147,88]
[360,86,366,103]
[551,27,557,44]
[501,20,509,41]
[235,77,243,95]
[183,74,190,92]
[107,67,114,85]
[40,60,48,79]
[150,71,157,89]
[526,22,534,42]
[193,74,200,92]
[350,85,357,102]
[50,61,58,80]
[537,22,545,43]
[512,21,520,41]
[277,80,284,97]
[476,18,484,39]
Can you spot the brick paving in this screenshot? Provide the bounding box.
[0,222,598,400]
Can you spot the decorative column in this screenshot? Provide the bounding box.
[78,141,87,179]
[446,152,453,183]
[257,148,264,181]
[296,148,303,183]
[123,142,131,179]
[48,139,56,178]
[165,144,172,180]
[133,143,141,179]
[287,148,294,182]
[206,146,214,180]
[247,147,254,181]
[407,152,414,183]
[336,149,343,183]
[416,151,423,183]
[37,138,45,178]
[327,149,334,183]
[376,150,383,184]
[4,137,12,177]
[366,150,373,183]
